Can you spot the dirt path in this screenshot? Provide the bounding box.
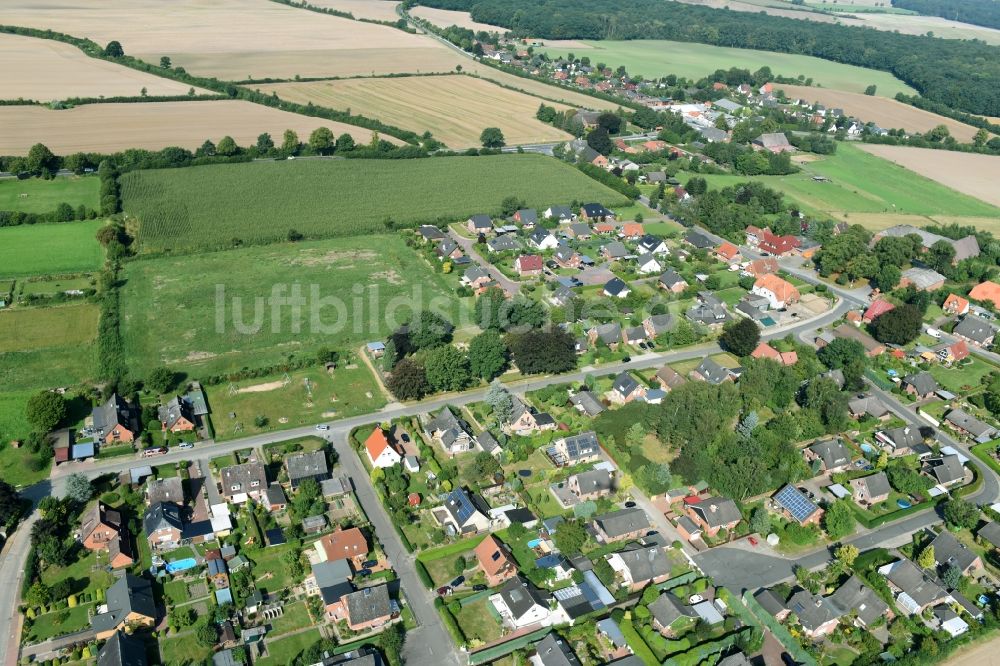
[948,636,1000,666]
[357,346,394,403]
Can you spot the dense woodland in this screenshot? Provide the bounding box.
[892,0,1000,31]
[415,0,1000,116]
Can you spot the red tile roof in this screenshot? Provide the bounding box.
[943,293,970,314]
[364,427,392,461]
[970,281,1000,309]
[863,299,895,322]
[516,255,544,272]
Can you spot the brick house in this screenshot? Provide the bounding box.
[474,535,518,587]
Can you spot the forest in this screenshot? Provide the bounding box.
[415,0,1000,116]
[892,0,1000,31]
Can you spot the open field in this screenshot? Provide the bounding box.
[849,12,1000,44]
[0,219,105,278]
[0,100,391,155]
[858,145,1000,209]
[258,75,573,147]
[121,154,627,251]
[410,5,509,33]
[119,234,470,377]
[0,33,208,102]
[0,303,99,353]
[538,40,916,97]
[464,64,622,110]
[0,176,99,214]
[679,143,1000,226]
[2,0,462,79]
[777,84,983,141]
[307,0,401,22]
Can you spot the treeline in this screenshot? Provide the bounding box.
[415,0,1000,116]
[0,204,99,227]
[892,0,1000,31]
[701,142,797,176]
[271,0,418,33]
[675,180,787,240]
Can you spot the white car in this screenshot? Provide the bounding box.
[315,424,330,431]
[688,594,704,604]
[177,442,194,450]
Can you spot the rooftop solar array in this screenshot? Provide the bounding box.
[774,484,819,523]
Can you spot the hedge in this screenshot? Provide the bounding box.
[742,591,817,666]
[414,560,432,588]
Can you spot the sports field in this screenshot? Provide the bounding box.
[0,219,105,278]
[257,75,573,147]
[0,176,99,214]
[538,40,917,97]
[858,145,1000,209]
[0,33,209,102]
[778,85,982,141]
[680,143,1000,228]
[119,235,470,377]
[0,303,100,352]
[0,101,391,155]
[121,154,628,252]
[3,0,462,79]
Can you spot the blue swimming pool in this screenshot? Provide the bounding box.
[526,539,542,548]
[897,499,912,509]
[165,558,198,573]
[860,443,876,454]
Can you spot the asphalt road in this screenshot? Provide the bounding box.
[447,228,522,295]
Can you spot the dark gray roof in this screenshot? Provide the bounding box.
[312,559,353,606]
[978,521,1000,548]
[591,322,622,344]
[954,315,997,344]
[533,632,580,666]
[344,585,393,624]
[689,497,741,529]
[785,589,840,632]
[925,455,965,485]
[648,593,696,628]
[516,208,538,224]
[418,225,445,240]
[603,241,628,259]
[98,631,148,666]
[687,301,730,325]
[570,391,604,417]
[694,358,731,384]
[487,235,520,252]
[881,425,924,450]
[92,574,156,633]
[265,483,287,506]
[568,223,592,237]
[612,372,640,397]
[684,230,715,249]
[530,227,555,246]
[572,469,613,495]
[637,234,664,252]
[827,575,889,627]
[477,430,501,453]
[497,576,550,620]
[903,371,938,396]
[645,314,677,335]
[809,439,851,470]
[464,265,491,283]
[158,395,194,430]
[945,408,997,440]
[469,214,493,229]
[854,471,891,499]
[92,394,134,436]
[545,205,574,220]
[220,462,267,496]
[883,559,946,607]
[612,544,671,582]
[440,488,489,527]
[594,507,650,539]
[604,277,629,297]
[558,432,600,462]
[930,530,978,572]
[658,269,686,289]
[145,477,184,505]
[582,203,611,218]
[286,450,329,482]
[849,394,888,418]
[143,501,183,537]
[754,589,786,616]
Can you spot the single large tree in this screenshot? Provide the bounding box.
[309,127,335,154]
[942,498,979,530]
[817,337,866,370]
[64,473,93,505]
[869,303,923,345]
[468,329,508,380]
[424,346,472,392]
[385,358,428,401]
[26,390,66,433]
[407,310,453,351]
[719,317,761,357]
[103,40,124,57]
[480,127,506,148]
[586,127,613,155]
[0,481,20,527]
[146,366,178,394]
[507,328,576,375]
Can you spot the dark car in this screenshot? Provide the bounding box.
[362,560,378,568]
[622,356,631,363]
[436,586,452,596]
[357,568,372,577]
[472,584,488,592]
[450,576,466,588]
[624,501,637,508]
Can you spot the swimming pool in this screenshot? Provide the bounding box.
[897,499,912,509]
[860,443,876,454]
[165,558,198,574]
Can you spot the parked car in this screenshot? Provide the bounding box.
[472,584,488,592]
[748,536,759,547]
[177,442,194,450]
[362,560,378,569]
[357,568,372,577]
[315,424,330,431]
[437,586,452,597]
[450,576,465,588]
[624,501,637,508]
[142,447,167,458]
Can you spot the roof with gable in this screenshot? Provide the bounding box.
[924,455,966,485]
[363,427,396,462]
[612,372,640,397]
[689,497,741,529]
[91,574,156,633]
[902,267,946,290]
[658,269,687,289]
[902,371,938,396]
[604,277,629,296]
[954,314,998,344]
[570,391,604,417]
[594,507,650,539]
[774,485,820,523]
[809,439,851,470]
[881,559,946,608]
[516,254,544,272]
[143,501,183,537]
[970,281,1000,308]
[945,408,996,440]
[441,488,489,528]
[716,241,740,260]
[97,631,148,666]
[572,468,614,495]
[827,575,889,626]
[853,471,891,499]
[286,450,329,482]
[496,576,550,620]
[532,632,581,666]
[694,357,731,384]
[863,299,895,322]
[977,521,1000,549]
[648,592,697,628]
[319,527,368,563]
[930,528,978,572]
[754,274,799,303]
[785,589,840,632]
[344,584,393,625]
[475,535,514,577]
[312,559,353,605]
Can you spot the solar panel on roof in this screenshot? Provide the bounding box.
[775,485,817,522]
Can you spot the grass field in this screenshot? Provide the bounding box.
[121,155,627,252]
[119,234,470,378]
[0,32,209,102]
[538,40,916,97]
[857,145,1000,209]
[0,177,99,214]
[777,84,982,141]
[0,303,99,353]
[0,219,105,278]
[254,628,321,666]
[0,101,392,156]
[257,75,573,148]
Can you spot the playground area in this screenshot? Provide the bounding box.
[205,363,385,439]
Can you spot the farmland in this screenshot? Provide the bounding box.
[2,0,462,79]
[307,0,402,22]
[857,145,1000,209]
[409,5,509,32]
[538,40,917,97]
[121,154,628,252]
[0,176,99,214]
[0,303,99,353]
[777,84,982,141]
[0,219,105,278]
[257,75,574,147]
[0,100,391,155]
[0,33,208,102]
[118,234,471,378]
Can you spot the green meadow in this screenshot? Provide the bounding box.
[539,40,917,96]
[0,219,106,278]
[0,176,99,213]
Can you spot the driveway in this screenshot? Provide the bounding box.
[447,228,521,295]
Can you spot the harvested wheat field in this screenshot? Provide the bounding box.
[778,84,982,141]
[464,65,621,110]
[0,33,208,101]
[307,0,401,22]
[858,144,1000,209]
[3,0,461,79]
[0,100,397,154]
[410,5,508,33]
[258,75,573,147]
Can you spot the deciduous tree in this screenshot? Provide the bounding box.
[480,127,506,148]
[26,390,66,433]
[719,317,760,357]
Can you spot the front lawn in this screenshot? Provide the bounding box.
[158,632,214,664]
[23,604,94,643]
[255,627,321,666]
[930,357,998,393]
[270,600,313,636]
[455,598,503,645]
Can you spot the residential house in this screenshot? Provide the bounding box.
[553,246,581,268]
[849,394,890,420]
[158,396,196,433]
[609,372,646,404]
[922,455,967,487]
[601,241,629,261]
[934,606,969,638]
[505,395,554,436]
[515,209,538,227]
[901,371,938,399]
[863,299,895,324]
[91,574,157,640]
[643,314,677,340]
[684,230,715,250]
[687,293,730,326]
[515,254,545,277]
[977,522,1000,551]
[783,589,840,638]
[752,274,799,309]
[690,358,733,385]
[143,502,183,552]
[363,427,402,468]
[427,406,476,454]
[569,391,605,417]
[531,633,581,666]
[607,544,671,590]
[544,206,575,223]
[930,530,982,574]
[97,631,148,666]
[311,559,354,620]
[462,266,493,290]
[81,502,124,551]
[568,469,614,501]
[944,408,998,443]
[654,365,687,392]
[491,577,557,629]
[220,462,268,503]
[807,439,852,473]
[876,426,931,457]
[687,497,741,537]
[750,342,797,366]
[850,472,891,507]
[475,535,518,587]
[548,432,601,466]
[315,527,369,569]
[878,559,949,615]
[580,203,613,221]
[715,242,741,263]
[145,477,183,506]
[752,132,794,153]
[339,585,395,631]
[566,223,592,240]
[827,575,892,629]
[603,277,631,299]
[657,270,688,294]
[286,450,329,490]
[592,508,651,543]
[487,235,521,253]
[433,488,492,535]
[943,293,970,316]
[91,394,138,445]
[953,314,997,347]
[744,258,779,277]
[622,326,648,346]
[529,228,559,251]
[467,214,493,235]
[207,556,229,589]
[817,324,885,357]
[436,238,463,261]
[936,340,970,363]
[969,280,1000,308]
[264,483,287,512]
[648,593,697,635]
[773,485,823,526]
[873,225,979,264]
[636,235,668,256]
[899,267,946,292]
[418,225,445,242]
[588,322,622,349]
[636,255,662,275]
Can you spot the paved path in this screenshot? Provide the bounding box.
[447,228,521,296]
